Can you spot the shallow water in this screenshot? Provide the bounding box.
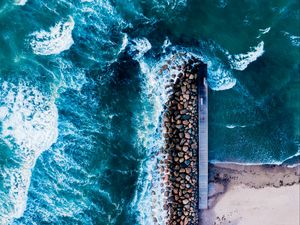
[0,0,299,224]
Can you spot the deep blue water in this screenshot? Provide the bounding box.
[0,0,299,224]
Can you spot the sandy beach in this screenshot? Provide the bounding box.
[200,163,300,225]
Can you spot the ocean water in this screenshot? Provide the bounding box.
[0,0,299,224]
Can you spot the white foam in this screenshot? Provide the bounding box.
[0,82,58,223]
[227,41,265,71]
[129,37,152,60]
[151,0,187,10]
[56,58,87,91]
[0,106,8,120]
[168,44,236,91]
[257,27,271,38]
[289,35,300,47]
[119,33,128,53]
[162,37,171,53]
[210,149,300,167]
[132,54,182,225]
[210,159,300,167]
[282,31,300,47]
[282,150,300,164]
[196,53,237,91]
[288,35,300,47]
[30,16,75,55]
[206,63,236,91]
[192,41,238,90]
[210,160,283,166]
[226,124,246,129]
[14,0,27,6]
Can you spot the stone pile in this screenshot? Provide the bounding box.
[160,56,203,225]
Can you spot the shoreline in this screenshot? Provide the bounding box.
[208,162,300,189]
[209,149,300,167]
[201,163,300,225]
[210,160,300,167]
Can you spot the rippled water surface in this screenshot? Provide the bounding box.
[0,0,299,224]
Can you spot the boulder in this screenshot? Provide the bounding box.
[182,199,189,205]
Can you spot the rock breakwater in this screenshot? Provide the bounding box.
[159,55,204,225]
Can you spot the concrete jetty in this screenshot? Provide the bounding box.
[198,64,208,210]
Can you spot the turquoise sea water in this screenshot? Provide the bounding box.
[0,0,299,224]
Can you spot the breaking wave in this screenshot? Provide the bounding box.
[30,16,75,55]
[227,41,265,71]
[129,37,152,60]
[205,60,236,91]
[14,0,27,6]
[0,0,299,224]
[0,82,58,224]
[131,38,188,225]
[257,27,271,38]
[119,33,129,54]
[194,40,237,91]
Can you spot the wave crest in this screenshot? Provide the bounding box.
[205,60,237,91]
[227,41,265,71]
[14,0,27,6]
[0,82,58,224]
[129,37,152,60]
[30,16,75,55]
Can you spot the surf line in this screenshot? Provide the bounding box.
[157,54,207,225]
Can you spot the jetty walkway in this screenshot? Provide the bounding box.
[198,65,208,210]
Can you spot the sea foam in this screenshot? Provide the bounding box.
[118,33,129,54]
[0,82,58,224]
[282,31,300,47]
[226,124,246,129]
[129,37,152,60]
[151,0,187,11]
[162,37,171,53]
[184,50,236,91]
[180,41,237,91]
[257,27,271,38]
[14,0,27,6]
[30,16,75,55]
[131,41,181,225]
[205,60,236,91]
[227,41,265,71]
